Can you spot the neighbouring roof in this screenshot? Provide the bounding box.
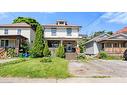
[85,33,110,44]
[0,23,31,28]
[0,35,27,39]
[116,27,127,34]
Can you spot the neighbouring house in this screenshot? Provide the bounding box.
[0,23,35,55]
[0,20,81,59]
[43,20,82,54]
[85,27,127,56]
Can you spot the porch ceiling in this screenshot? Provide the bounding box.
[0,35,27,40]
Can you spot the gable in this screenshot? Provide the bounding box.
[108,34,127,40]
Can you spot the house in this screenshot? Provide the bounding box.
[0,20,81,58]
[43,20,81,54]
[85,27,127,56]
[0,23,35,55]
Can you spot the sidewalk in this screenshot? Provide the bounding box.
[1,77,127,83]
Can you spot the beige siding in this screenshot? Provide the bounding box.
[44,28,79,38]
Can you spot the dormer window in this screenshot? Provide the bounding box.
[56,20,67,25]
[4,29,8,34]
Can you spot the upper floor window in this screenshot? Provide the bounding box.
[17,29,21,35]
[51,28,56,36]
[67,28,72,36]
[4,29,8,34]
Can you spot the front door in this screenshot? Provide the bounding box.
[66,43,72,52]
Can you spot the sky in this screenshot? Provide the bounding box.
[0,12,127,35]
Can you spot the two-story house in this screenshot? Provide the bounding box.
[0,20,81,57]
[43,20,81,53]
[0,23,35,54]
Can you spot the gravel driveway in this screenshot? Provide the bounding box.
[69,60,127,78]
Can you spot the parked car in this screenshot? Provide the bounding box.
[123,49,127,61]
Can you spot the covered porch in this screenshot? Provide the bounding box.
[0,35,27,55]
[46,38,79,53]
[100,40,127,55]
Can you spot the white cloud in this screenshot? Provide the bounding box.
[101,12,127,24]
[0,12,8,20]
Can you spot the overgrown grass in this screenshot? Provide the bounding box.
[0,57,70,78]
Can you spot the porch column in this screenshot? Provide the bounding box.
[111,43,113,53]
[60,40,63,45]
[15,37,20,55]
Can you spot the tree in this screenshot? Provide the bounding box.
[13,17,44,57]
[43,41,51,57]
[13,17,40,31]
[30,25,44,57]
[56,44,65,58]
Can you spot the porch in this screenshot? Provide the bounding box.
[0,35,27,55]
[46,38,78,53]
[101,40,127,56]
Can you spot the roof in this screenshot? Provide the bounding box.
[0,23,31,28]
[116,27,127,34]
[0,35,27,39]
[42,24,81,28]
[85,33,110,44]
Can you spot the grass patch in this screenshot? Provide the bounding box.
[105,56,123,60]
[92,76,111,78]
[0,57,70,78]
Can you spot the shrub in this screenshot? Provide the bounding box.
[56,44,65,58]
[43,42,51,57]
[77,53,86,60]
[30,25,44,58]
[40,57,52,63]
[20,41,29,53]
[98,51,108,59]
[123,49,127,61]
[7,48,16,58]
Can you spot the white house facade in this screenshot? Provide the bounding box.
[0,20,81,55]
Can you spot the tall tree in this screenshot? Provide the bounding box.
[13,17,44,57]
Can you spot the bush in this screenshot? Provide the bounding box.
[56,44,65,58]
[77,53,86,60]
[40,57,52,63]
[123,49,127,61]
[98,51,108,59]
[7,48,16,58]
[43,42,51,57]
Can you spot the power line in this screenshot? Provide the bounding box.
[84,13,105,35]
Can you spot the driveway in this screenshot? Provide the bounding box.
[69,59,127,78]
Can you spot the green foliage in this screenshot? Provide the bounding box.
[0,57,70,78]
[56,44,65,58]
[7,48,16,58]
[30,25,44,57]
[40,57,52,63]
[20,41,29,53]
[98,51,108,59]
[0,58,27,67]
[77,53,86,60]
[13,17,40,31]
[43,42,51,57]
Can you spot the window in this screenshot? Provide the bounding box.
[59,21,64,24]
[113,43,119,47]
[67,28,72,36]
[17,29,21,35]
[105,43,112,48]
[1,40,4,47]
[121,43,126,47]
[4,29,8,34]
[51,28,56,36]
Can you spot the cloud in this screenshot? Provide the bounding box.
[0,12,8,20]
[101,12,127,24]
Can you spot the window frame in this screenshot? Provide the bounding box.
[51,28,57,36]
[4,29,8,34]
[67,28,72,36]
[17,29,21,35]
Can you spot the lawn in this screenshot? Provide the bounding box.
[0,57,70,78]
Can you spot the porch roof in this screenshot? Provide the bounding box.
[0,35,27,39]
[45,37,80,41]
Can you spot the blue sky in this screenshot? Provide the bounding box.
[0,12,127,35]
